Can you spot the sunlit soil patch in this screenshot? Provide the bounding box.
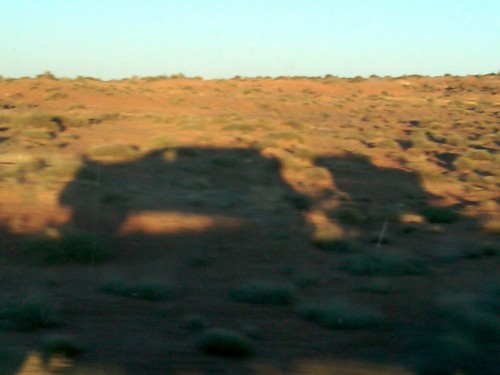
[14,351,125,375]
[118,211,245,235]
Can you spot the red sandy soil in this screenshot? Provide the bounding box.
[0,74,498,374]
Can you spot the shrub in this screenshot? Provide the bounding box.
[0,293,60,331]
[453,156,476,171]
[198,328,254,357]
[479,216,500,235]
[61,116,92,128]
[222,123,255,132]
[22,129,54,140]
[335,205,366,225]
[102,278,176,302]
[39,159,83,180]
[284,192,312,211]
[181,315,209,333]
[37,71,57,80]
[17,157,46,173]
[185,248,210,268]
[283,120,305,130]
[210,156,238,168]
[44,92,68,101]
[313,238,355,252]
[25,232,110,265]
[150,135,177,149]
[229,281,296,306]
[356,278,397,294]
[434,292,500,344]
[241,324,263,340]
[446,135,468,147]
[68,104,88,110]
[293,270,321,288]
[0,115,11,124]
[420,207,459,223]
[463,242,499,259]
[43,334,85,357]
[464,149,493,161]
[342,251,427,276]
[12,112,63,132]
[12,113,92,133]
[298,299,382,329]
[99,112,124,122]
[267,131,304,143]
[409,135,433,149]
[89,144,140,161]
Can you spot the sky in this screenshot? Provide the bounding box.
[1,0,499,79]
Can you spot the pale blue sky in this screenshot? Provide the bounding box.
[1,0,499,79]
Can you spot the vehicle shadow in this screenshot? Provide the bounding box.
[1,148,498,375]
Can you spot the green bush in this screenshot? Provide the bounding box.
[0,293,61,331]
[0,115,11,124]
[453,156,476,171]
[37,71,57,80]
[283,120,305,130]
[89,144,140,161]
[479,216,500,235]
[150,134,177,149]
[434,292,500,344]
[446,135,468,147]
[22,129,54,140]
[298,299,382,329]
[356,278,397,294]
[421,206,459,223]
[39,159,83,180]
[44,92,68,101]
[17,157,46,173]
[464,149,493,161]
[267,131,304,143]
[335,205,366,225]
[293,270,321,288]
[12,112,92,133]
[102,278,176,302]
[181,315,209,332]
[43,334,85,357]
[463,242,499,259]
[12,112,63,132]
[222,123,255,132]
[26,232,110,265]
[342,251,427,276]
[99,112,124,122]
[284,192,312,211]
[210,156,238,168]
[312,238,356,252]
[229,281,296,306]
[198,328,254,357]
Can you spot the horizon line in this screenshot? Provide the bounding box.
[2,70,499,82]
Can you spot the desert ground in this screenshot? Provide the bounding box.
[0,73,498,374]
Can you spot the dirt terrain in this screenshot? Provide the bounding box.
[0,73,498,374]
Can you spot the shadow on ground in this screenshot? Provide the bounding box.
[1,147,498,375]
